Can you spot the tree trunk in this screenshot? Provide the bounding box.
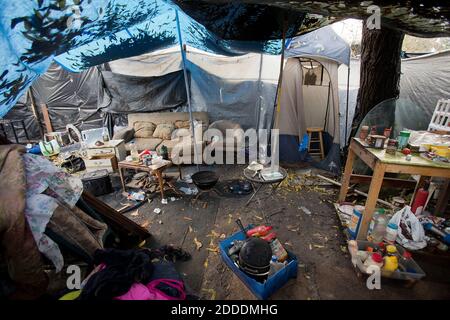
[351,24,404,138]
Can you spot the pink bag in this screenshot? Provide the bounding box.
[115,279,186,300]
[147,279,186,300]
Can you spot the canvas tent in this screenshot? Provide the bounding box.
[275,26,350,174]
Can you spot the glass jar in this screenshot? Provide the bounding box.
[386,139,398,155]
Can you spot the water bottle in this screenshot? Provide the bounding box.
[268,256,285,277]
[130,142,139,162]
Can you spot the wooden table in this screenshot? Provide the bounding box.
[118,159,179,200]
[339,138,450,240]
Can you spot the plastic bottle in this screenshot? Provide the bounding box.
[383,245,399,272]
[363,252,384,269]
[268,256,285,277]
[384,222,398,244]
[270,238,289,262]
[130,142,139,162]
[367,209,387,243]
[102,126,110,142]
[246,225,273,237]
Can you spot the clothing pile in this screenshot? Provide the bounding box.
[63,247,192,300]
[0,144,107,299]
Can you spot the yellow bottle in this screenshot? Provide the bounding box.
[382,245,398,272]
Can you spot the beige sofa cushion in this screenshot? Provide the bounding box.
[171,128,191,140]
[174,120,191,129]
[134,121,156,138]
[125,138,162,152]
[153,123,175,140]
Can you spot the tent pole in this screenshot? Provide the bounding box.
[345,64,350,145]
[176,10,199,170]
[269,15,287,150]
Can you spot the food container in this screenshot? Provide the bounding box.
[386,139,398,155]
[397,131,411,150]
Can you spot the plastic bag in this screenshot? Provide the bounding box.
[389,206,427,250]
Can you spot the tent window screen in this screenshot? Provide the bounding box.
[300,59,330,87]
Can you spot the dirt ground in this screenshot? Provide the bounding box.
[100,164,450,300]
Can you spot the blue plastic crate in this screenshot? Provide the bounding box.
[219,224,298,300]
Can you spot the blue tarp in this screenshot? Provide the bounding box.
[286,25,350,66]
[0,0,290,118]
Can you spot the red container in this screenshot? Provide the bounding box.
[411,182,430,215]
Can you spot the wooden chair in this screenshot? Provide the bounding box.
[306,127,325,160]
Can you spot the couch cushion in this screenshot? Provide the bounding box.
[134,121,156,138]
[153,123,175,140]
[125,138,162,152]
[174,120,191,129]
[171,128,191,140]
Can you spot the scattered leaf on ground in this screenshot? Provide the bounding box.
[194,237,203,251]
[131,210,139,216]
[141,220,150,228]
[201,288,216,300]
[183,216,192,221]
[188,225,193,233]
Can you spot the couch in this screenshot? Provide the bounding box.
[113,112,209,163]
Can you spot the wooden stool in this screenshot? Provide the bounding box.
[306,127,325,159]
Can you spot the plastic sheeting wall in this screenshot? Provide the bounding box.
[4,63,103,141]
[341,50,450,142]
[107,48,281,130]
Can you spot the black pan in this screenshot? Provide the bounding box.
[192,170,219,190]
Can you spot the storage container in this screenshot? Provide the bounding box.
[219,224,298,300]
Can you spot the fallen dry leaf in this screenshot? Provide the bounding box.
[254,215,263,220]
[204,258,208,269]
[201,288,216,300]
[207,230,220,238]
[194,237,203,251]
[141,220,150,228]
[313,244,325,248]
[188,225,193,233]
[183,216,192,221]
[220,233,226,239]
[131,210,139,217]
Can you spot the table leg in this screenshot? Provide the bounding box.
[155,170,165,200]
[357,162,385,240]
[245,183,263,207]
[119,167,126,191]
[338,146,356,202]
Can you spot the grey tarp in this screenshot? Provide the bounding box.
[5,63,103,141]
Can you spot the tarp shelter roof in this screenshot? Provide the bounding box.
[1,0,449,117]
[285,25,351,66]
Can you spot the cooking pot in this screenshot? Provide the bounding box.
[235,219,272,277]
[192,170,219,190]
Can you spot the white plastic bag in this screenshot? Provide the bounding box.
[389,206,427,250]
